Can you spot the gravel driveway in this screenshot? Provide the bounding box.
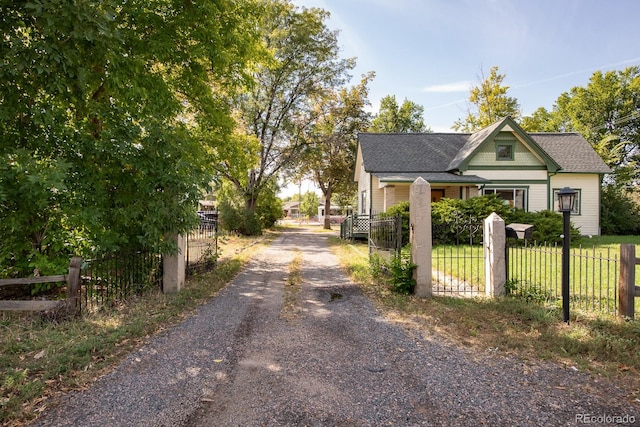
[33,227,639,426]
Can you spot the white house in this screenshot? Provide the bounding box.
[354,117,611,235]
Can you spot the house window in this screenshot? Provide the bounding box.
[484,188,527,210]
[360,190,367,214]
[496,141,515,161]
[553,188,581,215]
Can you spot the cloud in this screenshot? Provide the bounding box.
[422,81,472,93]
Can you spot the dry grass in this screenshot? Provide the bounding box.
[329,237,640,402]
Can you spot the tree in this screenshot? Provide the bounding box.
[300,191,320,218]
[545,67,640,187]
[216,1,354,227]
[0,1,259,275]
[453,66,521,132]
[370,95,428,133]
[304,73,373,228]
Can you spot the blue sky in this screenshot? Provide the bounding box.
[291,0,640,132]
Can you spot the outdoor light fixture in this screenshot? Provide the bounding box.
[557,187,577,323]
[557,187,577,213]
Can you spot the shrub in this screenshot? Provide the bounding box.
[600,186,640,235]
[505,209,581,245]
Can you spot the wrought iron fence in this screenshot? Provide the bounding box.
[186,222,218,276]
[432,219,485,297]
[369,214,402,259]
[81,250,163,311]
[507,242,620,316]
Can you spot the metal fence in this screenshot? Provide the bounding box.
[369,215,402,255]
[81,250,163,311]
[507,242,620,316]
[432,220,485,297]
[186,222,218,276]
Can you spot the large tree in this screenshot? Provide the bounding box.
[304,73,373,229]
[551,67,640,186]
[370,95,428,133]
[0,1,258,274]
[453,66,521,132]
[217,1,354,219]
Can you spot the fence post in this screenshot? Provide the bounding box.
[66,257,82,315]
[410,177,432,297]
[619,244,636,319]
[484,213,506,297]
[163,234,186,294]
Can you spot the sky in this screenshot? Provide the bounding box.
[290,0,640,133]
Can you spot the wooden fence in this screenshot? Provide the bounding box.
[619,244,640,319]
[0,257,82,315]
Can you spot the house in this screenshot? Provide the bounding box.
[283,201,301,218]
[354,117,611,236]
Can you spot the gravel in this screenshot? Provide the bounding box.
[32,227,640,426]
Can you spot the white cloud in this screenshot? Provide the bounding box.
[421,81,472,93]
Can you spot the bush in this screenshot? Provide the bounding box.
[600,186,640,235]
[380,201,410,246]
[369,246,416,295]
[431,195,510,245]
[505,209,581,245]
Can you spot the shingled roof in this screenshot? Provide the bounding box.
[357,117,610,178]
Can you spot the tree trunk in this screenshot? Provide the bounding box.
[323,186,332,230]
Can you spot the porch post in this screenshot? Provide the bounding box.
[410,178,432,297]
[484,213,506,297]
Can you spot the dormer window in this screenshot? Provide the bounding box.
[496,141,515,161]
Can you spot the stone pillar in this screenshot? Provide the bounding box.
[410,178,432,297]
[484,213,506,297]
[163,234,186,294]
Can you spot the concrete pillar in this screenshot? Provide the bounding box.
[163,234,186,293]
[410,178,432,297]
[484,213,506,297]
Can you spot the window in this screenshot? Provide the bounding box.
[484,188,527,210]
[360,190,367,214]
[553,188,581,215]
[496,141,515,161]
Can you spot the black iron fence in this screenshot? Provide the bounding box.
[186,222,218,276]
[81,250,163,311]
[432,220,485,297]
[369,214,403,256]
[507,242,621,316]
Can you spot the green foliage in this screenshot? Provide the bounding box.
[370,247,416,295]
[431,195,510,244]
[528,66,640,187]
[387,248,417,295]
[505,209,581,245]
[600,186,640,235]
[381,201,410,246]
[370,95,429,133]
[300,192,320,217]
[0,0,260,272]
[219,1,353,216]
[453,66,521,132]
[217,179,282,236]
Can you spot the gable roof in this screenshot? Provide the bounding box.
[357,117,610,179]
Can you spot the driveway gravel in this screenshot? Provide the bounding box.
[32,227,639,426]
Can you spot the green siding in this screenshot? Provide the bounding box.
[468,132,545,168]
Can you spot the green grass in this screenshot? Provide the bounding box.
[0,233,274,426]
[328,236,640,400]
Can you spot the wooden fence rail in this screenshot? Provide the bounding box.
[619,244,640,319]
[0,257,82,315]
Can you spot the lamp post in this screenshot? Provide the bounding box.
[557,187,577,323]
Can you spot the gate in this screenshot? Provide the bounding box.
[432,216,485,296]
[368,214,403,259]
